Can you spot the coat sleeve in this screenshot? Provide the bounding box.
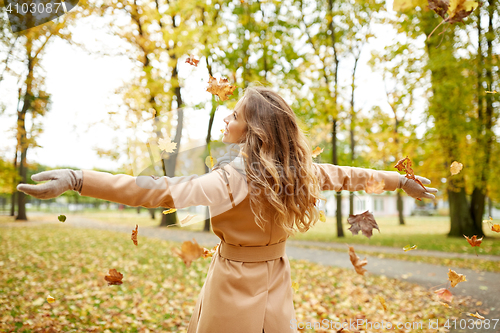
[80,167,233,209]
[312,163,401,192]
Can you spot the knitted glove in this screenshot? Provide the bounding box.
[16,169,83,200]
[398,175,438,200]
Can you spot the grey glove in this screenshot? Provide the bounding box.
[398,175,438,200]
[16,169,83,200]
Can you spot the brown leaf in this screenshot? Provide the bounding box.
[394,156,427,200]
[463,234,482,247]
[434,288,453,302]
[448,269,466,288]
[172,239,204,268]
[203,244,218,258]
[185,55,200,67]
[347,210,380,239]
[131,224,138,246]
[348,246,368,275]
[428,0,450,18]
[447,0,479,24]
[104,269,123,286]
[206,75,236,101]
[365,175,385,194]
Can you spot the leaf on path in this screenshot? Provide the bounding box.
[319,210,326,222]
[468,312,485,320]
[58,215,66,223]
[450,161,463,175]
[162,208,177,215]
[347,210,380,239]
[311,146,324,158]
[131,225,138,246]
[463,234,482,247]
[365,175,385,194]
[185,55,200,67]
[348,246,368,276]
[172,239,204,268]
[206,75,236,101]
[158,137,177,154]
[434,288,453,302]
[46,295,55,304]
[104,269,123,286]
[403,244,418,252]
[448,269,466,288]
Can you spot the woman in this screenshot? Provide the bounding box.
[17,86,437,333]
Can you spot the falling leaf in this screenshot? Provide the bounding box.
[492,224,500,233]
[446,0,479,24]
[131,225,138,246]
[448,269,466,288]
[58,215,66,222]
[319,210,326,222]
[185,55,200,67]
[347,211,380,239]
[158,137,177,154]
[312,146,324,158]
[468,312,485,320]
[205,155,217,169]
[203,245,218,258]
[486,90,498,94]
[365,175,385,194]
[435,288,453,302]
[439,302,451,308]
[403,244,418,252]
[450,161,463,175]
[348,246,368,276]
[179,214,197,226]
[46,295,55,304]
[104,269,123,286]
[378,296,387,311]
[291,281,299,292]
[206,75,236,101]
[394,156,427,200]
[463,234,482,247]
[162,208,177,215]
[172,239,204,268]
[220,129,224,134]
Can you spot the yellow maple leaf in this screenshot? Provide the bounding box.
[448,269,467,288]
[158,137,177,153]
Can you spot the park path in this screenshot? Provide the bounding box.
[3,216,500,332]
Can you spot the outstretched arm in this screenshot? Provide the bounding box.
[17,167,236,209]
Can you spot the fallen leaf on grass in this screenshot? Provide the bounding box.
[46,295,55,304]
[104,269,123,286]
[131,225,138,246]
[206,75,236,101]
[348,246,368,276]
[463,235,482,247]
[435,288,453,302]
[172,239,204,268]
[58,215,66,222]
[312,146,324,158]
[448,269,466,288]
[365,175,385,194]
[450,161,463,175]
[291,281,299,292]
[439,301,451,308]
[378,296,387,311]
[347,211,380,239]
[468,312,485,320]
[403,244,418,252]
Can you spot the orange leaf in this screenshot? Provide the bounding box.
[206,75,236,101]
[492,224,500,233]
[394,156,427,199]
[131,224,138,246]
[468,312,485,320]
[347,210,380,239]
[203,244,218,258]
[185,55,200,67]
[378,296,387,311]
[463,234,482,247]
[348,246,368,276]
[434,288,453,302]
[365,175,385,194]
[448,269,467,288]
[450,161,463,175]
[104,269,123,286]
[311,146,324,158]
[172,239,204,268]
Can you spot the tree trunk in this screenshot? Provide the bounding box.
[332,119,344,237]
[16,147,27,221]
[148,208,155,220]
[397,190,405,225]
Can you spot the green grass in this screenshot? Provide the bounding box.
[0,225,468,332]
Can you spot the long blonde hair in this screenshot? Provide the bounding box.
[238,86,326,236]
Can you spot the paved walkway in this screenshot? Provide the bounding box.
[3,216,500,332]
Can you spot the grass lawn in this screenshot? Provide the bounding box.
[0,224,471,332]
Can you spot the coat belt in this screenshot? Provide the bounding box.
[218,241,286,262]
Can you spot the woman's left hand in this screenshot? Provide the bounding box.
[398,175,438,200]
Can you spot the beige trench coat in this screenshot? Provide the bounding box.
[79,162,401,333]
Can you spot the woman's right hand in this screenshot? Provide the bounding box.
[16,169,83,200]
